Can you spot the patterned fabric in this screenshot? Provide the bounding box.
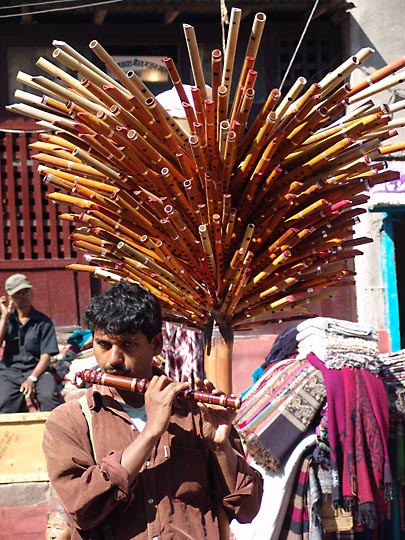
[236,358,326,472]
[308,354,392,530]
[162,322,204,382]
[279,450,312,540]
[296,317,381,374]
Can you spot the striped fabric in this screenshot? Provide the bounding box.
[236,358,326,472]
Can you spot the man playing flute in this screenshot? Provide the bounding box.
[43,280,263,540]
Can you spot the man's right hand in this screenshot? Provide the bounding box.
[144,375,190,438]
[0,296,13,318]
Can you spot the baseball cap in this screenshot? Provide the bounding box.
[5,274,32,296]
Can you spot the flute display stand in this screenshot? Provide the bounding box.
[203,317,234,540]
[204,319,234,395]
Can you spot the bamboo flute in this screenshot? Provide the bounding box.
[221,131,237,194]
[183,24,207,101]
[163,57,191,106]
[80,77,115,109]
[71,147,124,183]
[219,247,244,297]
[238,88,281,160]
[221,194,232,232]
[317,56,361,97]
[204,100,217,161]
[223,267,251,317]
[326,100,375,129]
[221,7,242,114]
[77,369,241,409]
[348,70,405,104]
[183,104,198,135]
[275,77,307,123]
[211,49,223,114]
[46,191,96,211]
[53,40,129,95]
[124,77,190,150]
[126,129,182,178]
[222,208,237,260]
[213,90,225,146]
[212,213,224,287]
[15,89,70,117]
[199,224,217,282]
[36,56,102,105]
[51,49,121,108]
[345,55,405,98]
[189,134,209,185]
[32,151,106,179]
[236,111,278,181]
[189,87,205,127]
[229,56,256,126]
[183,179,205,216]
[115,241,203,302]
[245,11,267,58]
[229,11,266,125]
[75,111,127,147]
[233,87,255,143]
[193,240,218,303]
[104,84,156,128]
[6,102,73,127]
[31,75,104,116]
[145,97,188,155]
[160,167,197,228]
[16,70,48,94]
[119,261,205,318]
[204,172,216,221]
[219,120,230,162]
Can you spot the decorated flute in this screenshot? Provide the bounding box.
[76,369,242,410]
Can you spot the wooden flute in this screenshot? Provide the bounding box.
[76,369,242,410]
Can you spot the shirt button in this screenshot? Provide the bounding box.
[148,498,155,504]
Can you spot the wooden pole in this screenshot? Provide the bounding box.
[203,315,234,540]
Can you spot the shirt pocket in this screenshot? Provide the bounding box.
[167,446,211,508]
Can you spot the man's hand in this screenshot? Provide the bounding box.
[194,377,236,449]
[143,375,190,438]
[20,378,36,398]
[0,296,12,318]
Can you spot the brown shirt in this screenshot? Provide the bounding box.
[43,384,263,540]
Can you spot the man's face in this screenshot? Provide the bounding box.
[9,288,32,310]
[93,328,163,379]
[45,511,71,540]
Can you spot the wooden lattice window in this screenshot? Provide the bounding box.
[0,131,76,261]
[270,22,342,91]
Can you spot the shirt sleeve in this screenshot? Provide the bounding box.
[39,318,59,356]
[214,428,264,524]
[43,401,132,530]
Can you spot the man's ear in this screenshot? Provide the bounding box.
[151,333,163,355]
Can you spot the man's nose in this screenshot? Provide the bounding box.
[109,344,124,364]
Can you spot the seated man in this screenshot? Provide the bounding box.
[0,273,61,412]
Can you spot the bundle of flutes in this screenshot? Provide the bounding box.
[8,7,404,331]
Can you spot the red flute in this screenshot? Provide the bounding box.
[76,369,242,410]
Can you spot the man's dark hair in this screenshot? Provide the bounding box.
[83,280,162,341]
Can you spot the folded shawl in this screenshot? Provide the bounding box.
[308,353,392,529]
[236,358,326,472]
